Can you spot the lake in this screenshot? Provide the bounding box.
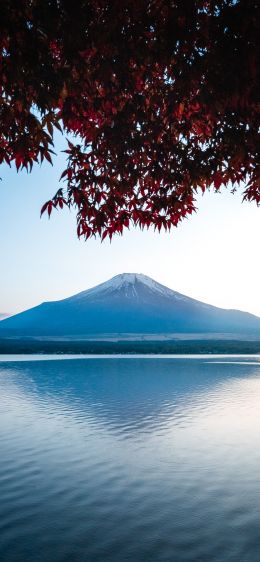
[0,355,260,562]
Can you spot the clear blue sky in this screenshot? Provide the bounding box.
[0,133,259,317]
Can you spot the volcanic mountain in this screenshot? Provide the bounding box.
[1,273,260,338]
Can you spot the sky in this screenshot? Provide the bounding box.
[0,134,260,317]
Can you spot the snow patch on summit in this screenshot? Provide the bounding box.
[67,273,192,302]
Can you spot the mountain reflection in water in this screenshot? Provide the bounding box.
[0,356,260,562]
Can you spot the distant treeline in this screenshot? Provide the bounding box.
[0,339,259,355]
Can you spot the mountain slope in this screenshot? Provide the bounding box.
[1,273,260,338]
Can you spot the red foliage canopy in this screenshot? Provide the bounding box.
[0,1,259,239]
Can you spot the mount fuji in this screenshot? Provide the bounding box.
[1,273,260,339]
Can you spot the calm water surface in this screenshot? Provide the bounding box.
[0,355,260,562]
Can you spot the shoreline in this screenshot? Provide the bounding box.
[0,337,260,357]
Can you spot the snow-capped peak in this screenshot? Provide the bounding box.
[68,272,191,302]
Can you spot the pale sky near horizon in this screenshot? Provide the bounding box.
[0,135,260,317]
